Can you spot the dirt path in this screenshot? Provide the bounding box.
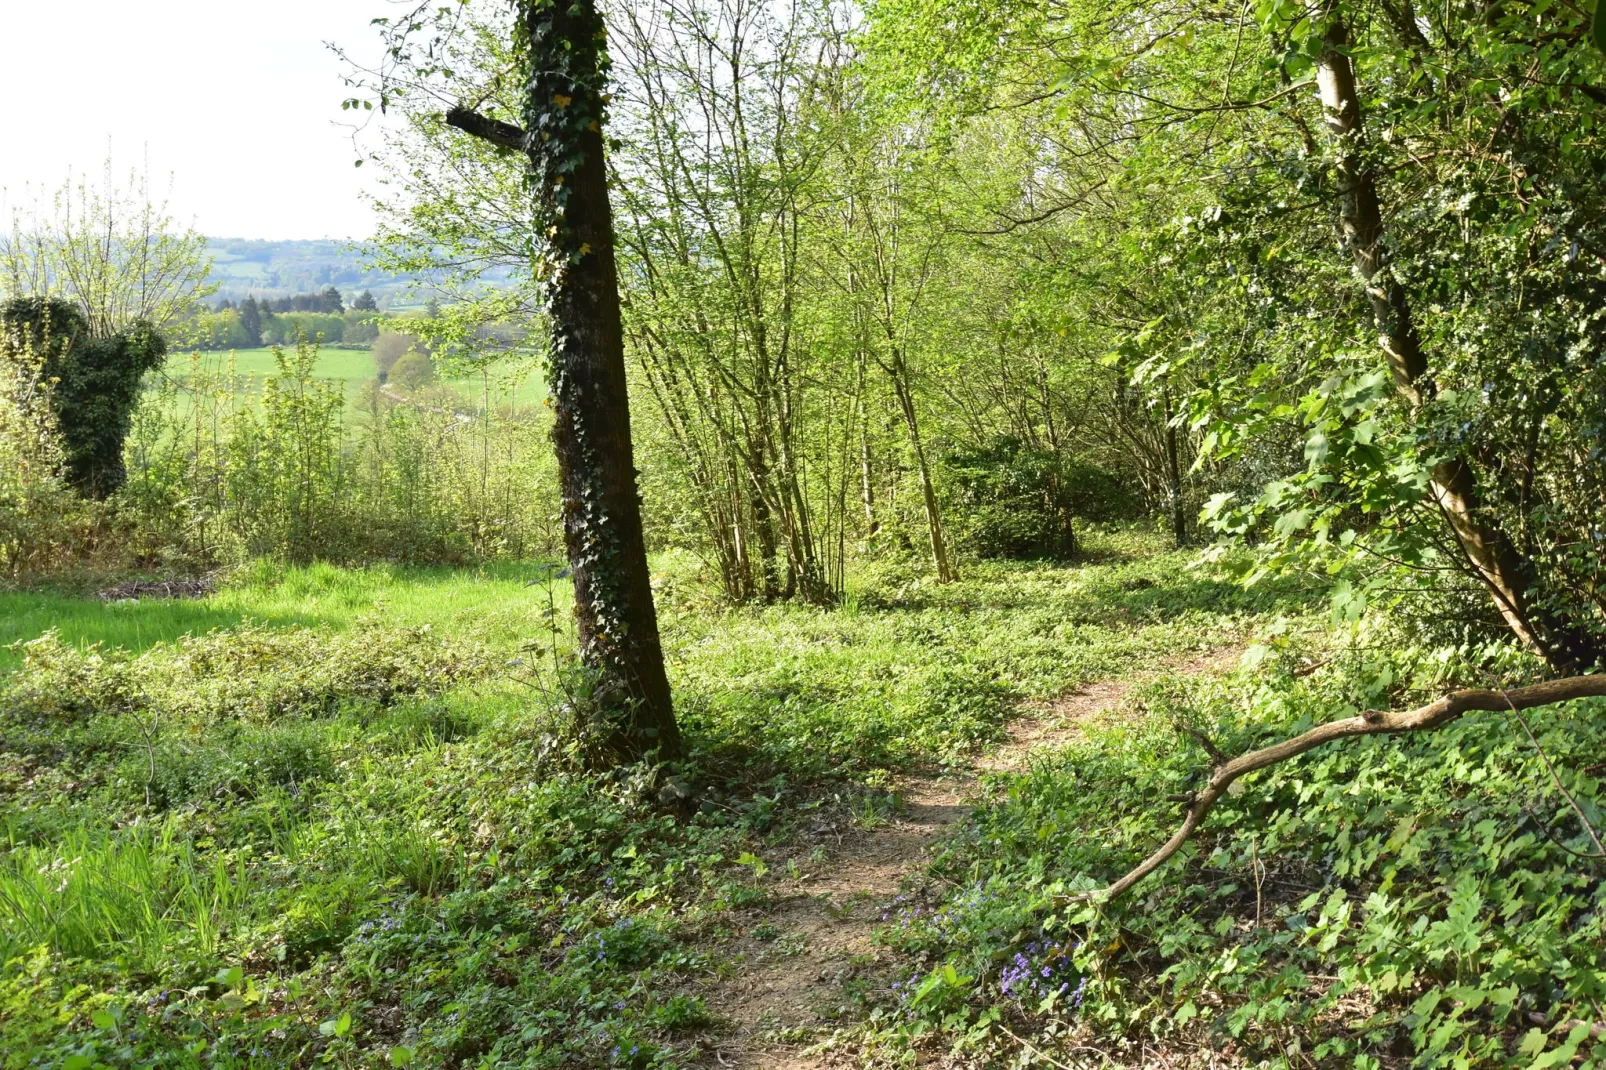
[698,646,1240,1068]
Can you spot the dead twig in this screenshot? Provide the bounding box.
[1492,683,1606,860]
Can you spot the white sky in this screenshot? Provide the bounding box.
[0,0,397,240]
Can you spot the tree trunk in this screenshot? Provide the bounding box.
[856,351,879,539]
[549,120,681,760]
[450,0,681,763]
[888,351,957,583]
[1162,387,1188,549]
[1314,15,1598,669]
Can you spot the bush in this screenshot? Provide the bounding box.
[0,311,108,578]
[2,297,167,498]
[372,331,428,379]
[389,350,437,390]
[119,338,561,566]
[942,437,1133,560]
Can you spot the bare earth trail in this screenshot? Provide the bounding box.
[696,646,1243,1069]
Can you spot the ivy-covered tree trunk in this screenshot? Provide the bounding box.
[0,298,166,500]
[549,113,681,761]
[447,0,681,762]
[1315,14,1601,669]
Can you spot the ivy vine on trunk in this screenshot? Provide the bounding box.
[446,0,681,765]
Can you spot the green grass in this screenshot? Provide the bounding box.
[8,535,1594,1067]
[0,559,567,671]
[148,347,541,416]
[164,348,378,386]
[3,532,1267,1066]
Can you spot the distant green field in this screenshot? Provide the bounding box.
[148,347,543,415]
[162,347,377,386]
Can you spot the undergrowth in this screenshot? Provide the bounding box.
[867,623,1606,1068]
[21,534,1545,1067]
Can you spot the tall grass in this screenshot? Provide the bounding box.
[0,819,253,966]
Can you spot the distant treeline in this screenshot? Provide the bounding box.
[181,288,384,350]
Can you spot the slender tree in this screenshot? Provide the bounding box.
[1313,8,1603,669]
[443,0,681,763]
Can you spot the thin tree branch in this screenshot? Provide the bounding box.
[1077,675,1606,902]
[1495,684,1606,859]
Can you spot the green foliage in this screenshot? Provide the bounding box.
[0,534,1271,1067]
[1,297,167,498]
[876,633,1606,1066]
[0,318,96,578]
[118,338,560,567]
[388,350,436,390]
[261,312,346,348]
[942,436,1134,560]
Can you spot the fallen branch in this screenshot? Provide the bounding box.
[1080,676,1606,903]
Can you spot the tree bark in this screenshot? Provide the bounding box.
[1162,387,1188,549]
[1315,15,1599,669]
[857,353,880,538]
[447,0,680,763]
[888,350,957,583]
[548,118,681,760]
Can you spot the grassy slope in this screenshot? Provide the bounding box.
[0,533,1277,1067]
[3,537,1600,1067]
[0,561,567,673]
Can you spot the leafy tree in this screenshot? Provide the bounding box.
[353,290,379,312]
[372,332,427,380]
[238,296,263,348]
[366,0,683,764]
[0,159,214,336]
[389,350,437,391]
[1,298,167,498]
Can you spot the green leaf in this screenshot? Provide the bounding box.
[319,1011,353,1038]
[1528,1022,1592,1068]
[1594,0,1606,53]
[91,1010,116,1031]
[390,1045,415,1067]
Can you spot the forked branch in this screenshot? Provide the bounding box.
[1085,676,1606,902]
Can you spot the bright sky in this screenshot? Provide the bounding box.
[0,1,396,240]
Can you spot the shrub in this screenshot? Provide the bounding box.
[0,325,90,577]
[942,436,1133,560]
[119,338,561,567]
[389,350,437,390]
[372,331,427,379]
[1,297,167,498]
